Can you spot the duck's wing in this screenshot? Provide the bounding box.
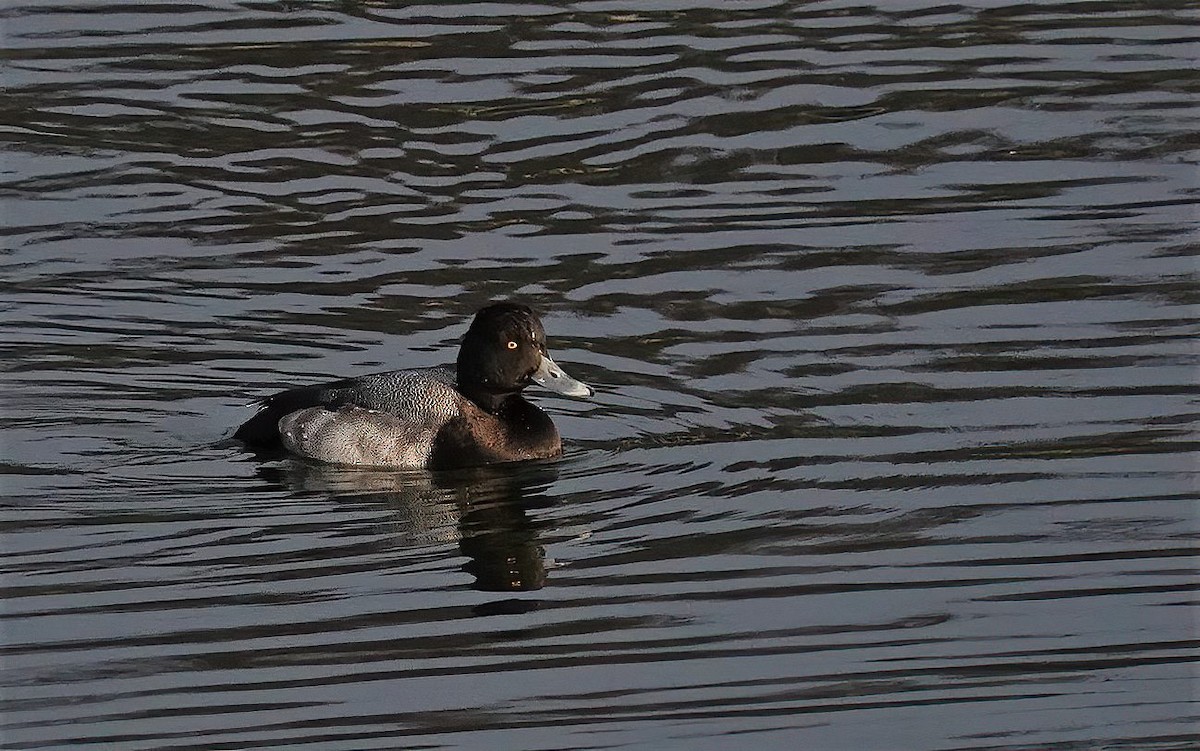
[233,367,457,448]
[234,382,339,446]
[278,374,464,467]
[278,405,446,468]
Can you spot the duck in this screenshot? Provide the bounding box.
[233,303,594,469]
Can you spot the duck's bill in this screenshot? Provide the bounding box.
[531,354,594,398]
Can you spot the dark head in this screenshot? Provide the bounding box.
[456,303,593,412]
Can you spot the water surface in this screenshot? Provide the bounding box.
[2,2,1197,749]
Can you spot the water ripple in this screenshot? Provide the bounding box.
[2,1,1197,749]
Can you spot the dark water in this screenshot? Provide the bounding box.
[3,1,1197,749]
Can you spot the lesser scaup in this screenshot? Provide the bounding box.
[234,303,593,469]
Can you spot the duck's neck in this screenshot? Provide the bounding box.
[462,386,523,415]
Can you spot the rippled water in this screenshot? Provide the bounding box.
[3,2,1197,749]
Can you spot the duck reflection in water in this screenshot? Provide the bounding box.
[258,459,569,594]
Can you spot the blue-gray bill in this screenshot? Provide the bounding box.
[531,354,593,398]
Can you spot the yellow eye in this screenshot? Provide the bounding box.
[507,341,518,350]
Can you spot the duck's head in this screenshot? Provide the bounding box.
[456,303,593,412]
